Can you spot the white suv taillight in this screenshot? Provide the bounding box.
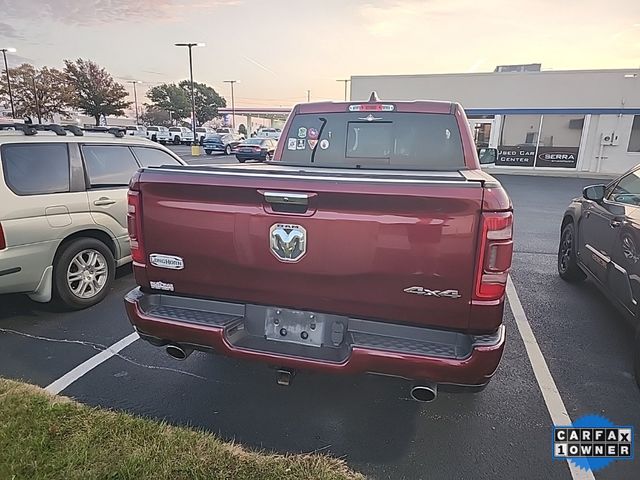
[127,190,145,264]
[0,222,6,250]
[473,212,513,300]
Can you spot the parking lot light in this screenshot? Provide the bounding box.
[128,80,142,125]
[223,80,239,129]
[1,47,16,118]
[174,42,205,155]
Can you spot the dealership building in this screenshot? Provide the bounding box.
[350,66,640,175]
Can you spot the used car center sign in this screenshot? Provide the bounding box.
[497,146,579,168]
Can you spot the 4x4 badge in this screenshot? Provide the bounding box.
[403,286,461,299]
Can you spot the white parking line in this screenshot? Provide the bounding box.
[45,331,139,395]
[506,276,596,480]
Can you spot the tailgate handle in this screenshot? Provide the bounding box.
[262,191,310,206]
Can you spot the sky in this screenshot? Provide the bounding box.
[0,0,639,108]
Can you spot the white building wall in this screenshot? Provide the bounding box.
[351,69,640,176]
[581,115,640,174]
[351,70,640,109]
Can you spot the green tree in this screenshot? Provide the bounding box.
[148,82,226,126]
[177,80,226,125]
[64,59,130,126]
[140,105,173,126]
[0,64,71,123]
[146,83,191,120]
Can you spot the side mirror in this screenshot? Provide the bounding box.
[583,184,606,202]
[477,147,497,165]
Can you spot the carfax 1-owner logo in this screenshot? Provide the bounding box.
[553,415,634,472]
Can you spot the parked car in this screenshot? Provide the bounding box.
[195,127,214,145]
[126,125,147,138]
[0,124,185,310]
[146,126,170,144]
[558,167,640,388]
[258,128,280,139]
[234,138,277,163]
[202,133,244,155]
[168,127,195,145]
[124,94,513,401]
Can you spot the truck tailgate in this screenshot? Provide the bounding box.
[135,168,483,331]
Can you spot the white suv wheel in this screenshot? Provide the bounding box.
[67,249,108,299]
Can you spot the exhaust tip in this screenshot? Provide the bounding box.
[166,344,191,361]
[410,384,437,402]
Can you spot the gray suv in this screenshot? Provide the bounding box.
[0,125,185,309]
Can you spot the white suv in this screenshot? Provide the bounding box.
[0,124,186,309]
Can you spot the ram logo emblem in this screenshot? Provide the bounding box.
[270,224,307,262]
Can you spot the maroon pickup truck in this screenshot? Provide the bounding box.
[124,95,513,402]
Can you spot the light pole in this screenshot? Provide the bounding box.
[307,89,311,102]
[32,75,42,123]
[223,80,238,129]
[175,42,205,151]
[128,80,142,124]
[336,79,350,101]
[1,47,16,118]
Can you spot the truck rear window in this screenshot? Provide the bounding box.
[279,112,464,170]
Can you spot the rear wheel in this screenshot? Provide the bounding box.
[558,221,586,282]
[237,156,246,163]
[53,238,115,310]
[225,145,232,155]
[205,149,212,155]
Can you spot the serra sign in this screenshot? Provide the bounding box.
[497,146,578,168]
[535,147,578,167]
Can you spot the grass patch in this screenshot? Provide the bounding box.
[0,378,364,480]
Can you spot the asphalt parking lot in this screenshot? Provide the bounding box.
[1,173,639,479]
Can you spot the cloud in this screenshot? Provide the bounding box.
[0,22,23,40]
[357,0,475,37]
[0,0,241,26]
[3,52,34,68]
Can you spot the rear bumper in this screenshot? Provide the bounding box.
[235,153,265,160]
[124,288,505,386]
[0,241,57,295]
[203,144,225,151]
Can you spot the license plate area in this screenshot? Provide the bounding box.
[264,307,325,347]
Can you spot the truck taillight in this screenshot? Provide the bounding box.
[474,212,513,301]
[0,223,6,250]
[127,190,145,264]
